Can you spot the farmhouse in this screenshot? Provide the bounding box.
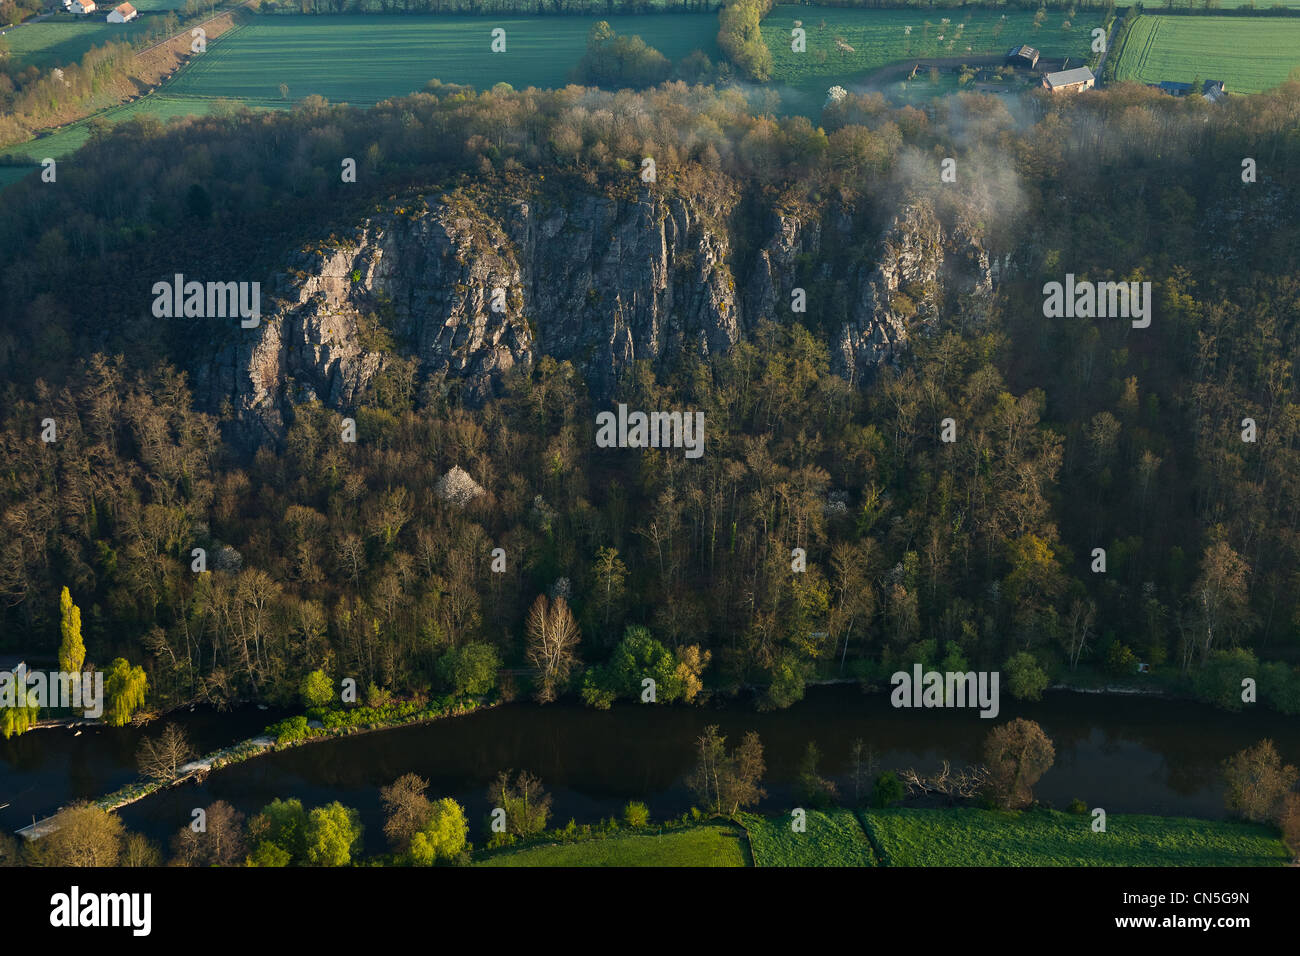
[107,1,137,21]
[1202,79,1227,102]
[1153,80,1192,96]
[1042,66,1095,93]
[1005,45,1039,69]
[69,0,96,13]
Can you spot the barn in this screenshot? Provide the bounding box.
[1042,66,1095,93]
[1005,45,1040,69]
[69,0,96,14]
[1202,79,1227,102]
[107,1,137,21]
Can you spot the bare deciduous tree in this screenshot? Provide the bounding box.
[1222,739,1298,823]
[983,718,1055,810]
[380,773,432,852]
[525,594,581,703]
[137,722,193,783]
[898,760,991,803]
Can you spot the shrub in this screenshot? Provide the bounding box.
[1194,648,1258,712]
[268,715,311,745]
[436,642,501,696]
[300,669,334,708]
[872,771,905,808]
[1104,641,1137,677]
[1005,651,1050,701]
[623,801,650,829]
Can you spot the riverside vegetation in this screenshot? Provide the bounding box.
[5,719,1295,866]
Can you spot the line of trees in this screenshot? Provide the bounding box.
[717,0,773,79]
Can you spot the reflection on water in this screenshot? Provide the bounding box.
[4,686,1297,853]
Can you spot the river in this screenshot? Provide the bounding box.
[3,687,1297,854]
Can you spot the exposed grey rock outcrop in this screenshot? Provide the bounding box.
[198,183,992,449]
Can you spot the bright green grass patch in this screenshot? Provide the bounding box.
[165,13,721,107]
[863,807,1291,867]
[762,5,1101,88]
[740,809,877,866]
[1,17,157,69]
[1,93,235,162]
[1112,15,1300,94]
[474,824,750,867]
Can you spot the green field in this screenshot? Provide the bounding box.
[1203,0,1300,6]
[5,12,721,162]
[863,808,1292,866]
[741,809,878,866]
[474,824,751,866]
[1,92,231,162]
[1112,15,1300,94]
[762,5,1102,88]
[165,13,721,107]
[0,16,157,69]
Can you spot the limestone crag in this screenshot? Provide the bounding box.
[200,183,992,448]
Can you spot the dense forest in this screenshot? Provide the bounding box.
[1,75,1299,721]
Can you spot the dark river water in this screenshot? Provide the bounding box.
[3,687,1298,853]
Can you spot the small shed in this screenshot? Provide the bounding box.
[1005,45,1040,69]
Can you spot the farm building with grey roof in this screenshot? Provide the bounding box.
[1042,66,1095,92]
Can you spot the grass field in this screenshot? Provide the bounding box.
[474,824,751,866]
[762,5,1102,88]
[0,16,157,69]
[5,12,720,162]
[164,14,721,107]
[1112,15,1300,94]
[863,807,1292,866]
[741,809,878,866]
[1,92,230,162]
[1203,0,1300,6]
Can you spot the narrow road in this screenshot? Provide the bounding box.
[1095,16,1122,85]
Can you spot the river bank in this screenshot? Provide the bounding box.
[17,693,493,839]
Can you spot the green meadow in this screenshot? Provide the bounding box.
[741,809,878,866]
[862,807,1292,867]
[1,16,157,70]
[1112,15,1300,94]
[165,14,721,107]
[2,12,720,162]
[2,92,229,162]
[474,824,751,866]
[762,5,1102,87]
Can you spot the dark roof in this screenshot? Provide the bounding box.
[1203,79,1226,92]
[1157,81,1192,94]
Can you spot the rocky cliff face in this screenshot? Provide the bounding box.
[833,202,993,384]
[198,180,992,448]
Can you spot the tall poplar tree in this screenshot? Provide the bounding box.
[58,586,86,675]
